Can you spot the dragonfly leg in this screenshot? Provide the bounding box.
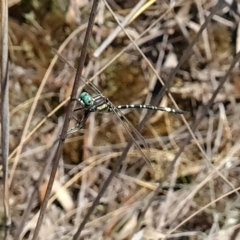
[74,106,85,112]
[67,111,90,135]
[73,116,81,125]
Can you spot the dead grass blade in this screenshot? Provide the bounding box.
[94,0,155,57]
[0,0,11,230]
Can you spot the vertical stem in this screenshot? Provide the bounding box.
[31,1,100,239]
[1,0,11,228]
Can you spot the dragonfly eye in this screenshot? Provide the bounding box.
[80,92,93,106]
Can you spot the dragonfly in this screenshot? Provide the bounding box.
[72,91,185,130]
[58,53,185,170]
[68,88,185,169]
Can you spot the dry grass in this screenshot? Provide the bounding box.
[2,0,240,239]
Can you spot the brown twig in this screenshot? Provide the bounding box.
[1,0,11,230]
[31,1,100,239]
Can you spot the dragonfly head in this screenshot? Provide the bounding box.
[79,92,93,107]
